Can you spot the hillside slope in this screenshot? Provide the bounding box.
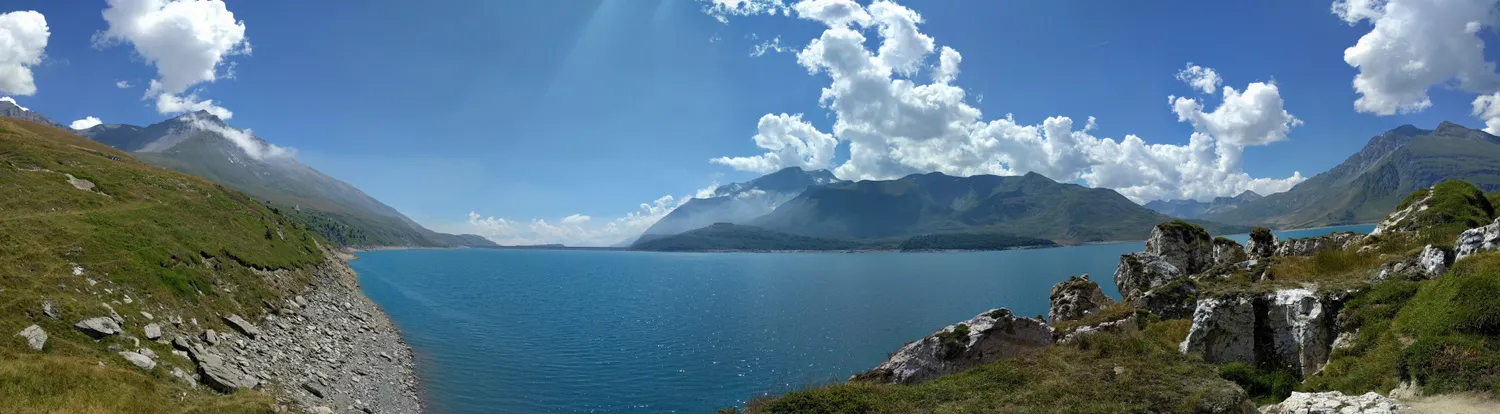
[1204,122,1500,228]
[76,112,491,248]
[640,167,840,237]
[754,171,1243,243]
[0,116,324,411]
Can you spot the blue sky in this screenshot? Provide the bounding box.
[2,0,1498,245]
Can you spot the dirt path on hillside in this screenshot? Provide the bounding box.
[1403,393,1500,413]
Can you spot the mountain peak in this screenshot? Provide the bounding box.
[1435,121,1471,134]
[1235,190,1262,200]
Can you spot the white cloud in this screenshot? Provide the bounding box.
[709,0,1305,202]
[97,0,250,117]
[69,116,103,130]
[710,113,838,173]
[115,80,131,88]
[183,113,291,159]
[467,195,689,247]
[750,35,793,57]
[1,96,28,111]
[1175,63,1222,94]
[701,0,789,24]
[1333,0,1500,115]
[1475,92,1500,134]
[0,11,49,96]
[156,91,232,119]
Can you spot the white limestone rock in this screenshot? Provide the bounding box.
[853,308,1054,384]
[1259,391,1408,413]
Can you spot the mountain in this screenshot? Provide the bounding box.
[1203,121,1500,228]
[0,99,66,130]
[72,111,493,248]
[752,171,1246,243]
[638,167,841,237]
[1145,190,1263,219]
[632,222,1058,252]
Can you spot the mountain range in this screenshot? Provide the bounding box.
[1144,190,1263,219]
[1202,122,1500,228]
[0,100,493,248]
[639,167,839,238]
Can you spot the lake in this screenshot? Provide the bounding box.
[351,224,1374,413]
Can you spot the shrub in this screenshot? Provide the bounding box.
[1218,362,1297,404]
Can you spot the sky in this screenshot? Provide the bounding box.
[2,0,1500,246]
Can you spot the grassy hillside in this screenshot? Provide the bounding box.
[0,117,331,412]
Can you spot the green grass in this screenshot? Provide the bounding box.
[1218,362,1297,405]
[745,329,1246,413]
[0,117,331,411]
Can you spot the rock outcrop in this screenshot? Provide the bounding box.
[1213,238,1249,267]
[853,308,1053,385]
[1275,232,1363,257]
[1248,227,1277,258]
[222,314,259,339]
[1180,289,1345,377]
[16,325,46,351]
[74,317,121,339]
[1370,186,1434,237]
[1146,221,1214,275]
[1373,245,1454,282]
[1259,391,1408,413]
[1136,279,1199,320]
[1115,253,1182,301]
[1456,217,1500,261]
[1048,274,1112,323]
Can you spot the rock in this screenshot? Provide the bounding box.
[1114,252,1183,301]
[1418,245,1451,276]
[144,323,162,340]
[1247,227,1277,258]
[1275,232,1363,257]
[223,314,261,339]
[74,317,122,339]
[1145,221,1214,275]
[42,300,58,319]
[1212,238,1249,267]
[1180,295,1256,365]
[138,347,157,358]
[172,336,193,351]
[1456,217,1500,261]
[309,407,335,414]
[852,308,1053,384]
[302,382,327,398]
[1048,274,1113,323]
[204,329,219,345]
[119,351,156,370]
[108,344,123,352]
[295,295,308,307]
[198,359,259,393]
[1370,186,1435,238]
[1136,279,1198,320]
[141,311,153,320]
[1259,391,1408,413]
[1059,316,1139,343]
[1181,289,1344,378]
[17,325,46,351]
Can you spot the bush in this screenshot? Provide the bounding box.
[937,324,970,360]
[1218,362,1297,404]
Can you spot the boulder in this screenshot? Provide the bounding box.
[171,335,193,351]
[143,323,162,340]
[1136,279,1198,320]
[198,358,258,393]
[1247,227,1277,258]
[118,351,156,370]
[16,325,46,351]
[1274,232,1363,257]
[1456,217,1500,261]
[74,317,121,339]
[1114,252,1182,301]
[203,329,219,345]
[302,382,327,398]
[1181,289,1344,378]
[1058,316,1139,343]
[1048,274,1113,323]
[1259,391,1408,414]
[1212,238,1249,267]
[1418,245,1451,276]
[42,300,58,319]
[1146,221,1214,275]
[853,308,1054,384]
[1375,245,1456,282]
[223,314,260,339]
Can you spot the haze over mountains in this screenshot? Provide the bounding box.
[0,100,493,248]
[1144,191,1263,220]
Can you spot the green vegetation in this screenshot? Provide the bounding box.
[1051,301,1134,333]
[935,324,970,360]
[1390,180,1494,244]
[745,330,1246,413]
[897,232,1056,251]
[1218,362,1297,405]
[0,117,329,411]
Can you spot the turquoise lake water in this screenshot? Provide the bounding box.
[351,224,1374,413]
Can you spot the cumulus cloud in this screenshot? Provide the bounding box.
[69,116,103,130]
[115,80,131,88]
[560,214,591,225]
[183,113,291,159]
[701,0,789,23]
[96,0,250,117]
[467,196,688,246]
[709,0,1305,202]
[1,96,28,111]
[1333,0,1500,115]
[710,113,838,173]
[0,11,49,96]
[1175,63,1222,94]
